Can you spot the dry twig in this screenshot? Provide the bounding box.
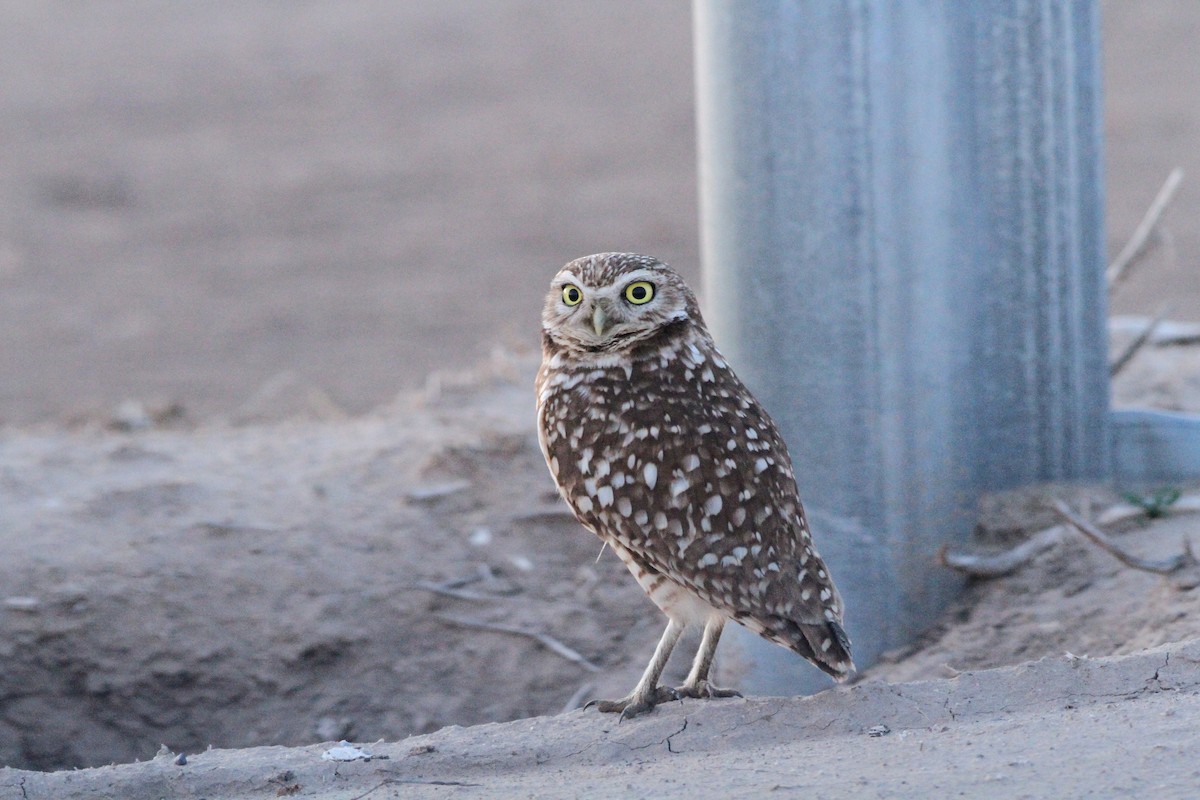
[413,564,520,601]
[1051,499,1198,575]
[561,681,596,713]
[1107,167,1184,289]
[938,524,1066,577]
[435,614,602,672]
[941,494,1200,577]
[414,581,499,602]
[1109,303,1172,376]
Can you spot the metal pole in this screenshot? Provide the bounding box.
[694,0,1110,694]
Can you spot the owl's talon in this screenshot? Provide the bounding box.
[588,685,680,719]
[674,680,742,700]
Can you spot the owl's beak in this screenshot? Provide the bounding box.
[591,304,609,337]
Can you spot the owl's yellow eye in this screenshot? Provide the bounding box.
[562,284,583,306]
[624,281,655,305]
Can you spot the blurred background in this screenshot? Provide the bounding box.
[0,0,1195,427]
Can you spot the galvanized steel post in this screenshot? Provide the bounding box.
[694,1,1112,693]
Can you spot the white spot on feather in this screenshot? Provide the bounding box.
[643,463,658,490]
[596,486,614,508]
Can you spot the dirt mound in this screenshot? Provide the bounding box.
[0,357,669,770]
[5,639,1199,798]
[4,352,1199,776]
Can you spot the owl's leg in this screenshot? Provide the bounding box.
[590,618,684,720]
[674,616,742,700]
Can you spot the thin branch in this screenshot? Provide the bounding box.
[941,494,1200,577]
[1051,499,1198,575]
[1109,315,1200,347]
[1109,495,1200,517]
[1110,303,1171,376]
[1107,167,1184,289]
[414,581,499,602]
[939,524,1066,577]
[435,615,602,672]
[348,778,481,798]
[561,682,596,714]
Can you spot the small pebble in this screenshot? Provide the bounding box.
[174,753,187,766]
[2,597,40,612]
[407,481,471,501]
[321,741,374,762]
[111,400,153,431]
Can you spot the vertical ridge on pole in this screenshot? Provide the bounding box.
[694,1,1108,694]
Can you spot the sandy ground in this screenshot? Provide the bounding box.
[0,351,1199,797]
[5,640,1200,799]
[2,2,1200,798]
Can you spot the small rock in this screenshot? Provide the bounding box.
[2,597,40,612]
[321,741,374,762]
[509,555,534,572]
[407,481,471,501]
[866,725,891,738]
[468,527,493,546]
[174,753,187,766]
[111,400,153,431]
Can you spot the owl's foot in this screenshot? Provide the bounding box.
[673,679,742,700]
[586,685,681,720]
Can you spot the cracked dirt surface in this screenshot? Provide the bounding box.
[4,640,1200,799]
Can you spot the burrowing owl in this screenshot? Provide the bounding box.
[536,253,852,719]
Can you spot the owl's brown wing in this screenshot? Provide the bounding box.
[612,373,853,677]
[540,343,851,676]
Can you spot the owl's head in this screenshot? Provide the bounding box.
[541,253,704,356]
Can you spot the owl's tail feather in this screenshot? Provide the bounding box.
[741,615,855,681]
[821,620,855,681]
[780,619,855,681]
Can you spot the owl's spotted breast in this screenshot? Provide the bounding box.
[538,325,846,664]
